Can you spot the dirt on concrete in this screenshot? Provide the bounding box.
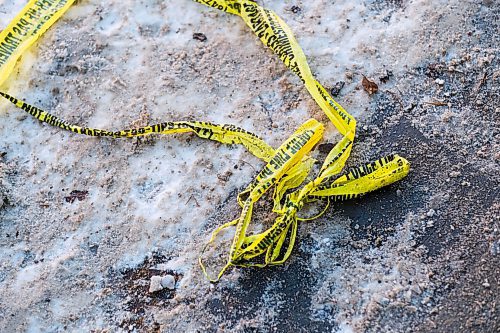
[0,0,498,332]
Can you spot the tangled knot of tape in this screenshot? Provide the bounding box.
[198,118,409,281]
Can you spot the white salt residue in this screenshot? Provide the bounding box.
[337,323,355,333]
[2,1,285,329]
[265,0,460,122]
[308,213,430,332]
[0,0,25,23]
[0,0,475,331]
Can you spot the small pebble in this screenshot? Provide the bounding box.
[161,275,176,290]
[193,32,207,42]
[435,78,445,85]
[427,209,436,217]
[330,81,345,96]
[149,275,176,292]
[149,276,163,293]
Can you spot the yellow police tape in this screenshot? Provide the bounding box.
[0,91,277,162]
[0,0,410,282]
[0,0,76,87]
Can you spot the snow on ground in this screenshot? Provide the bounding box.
[0,0,498,332]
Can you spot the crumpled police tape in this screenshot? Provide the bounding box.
[0,0,410,282]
